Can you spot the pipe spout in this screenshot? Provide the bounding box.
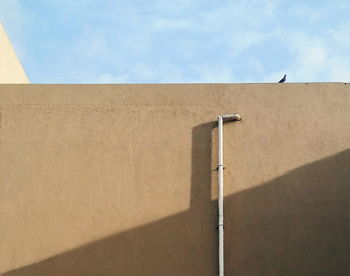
[219,113,241,122]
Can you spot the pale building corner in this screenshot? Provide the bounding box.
[0,22,29,83]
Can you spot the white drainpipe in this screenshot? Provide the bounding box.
[217,113,241,276]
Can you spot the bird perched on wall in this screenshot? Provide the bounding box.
[278,74,287,83]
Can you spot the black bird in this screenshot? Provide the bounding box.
[278,74,286,83]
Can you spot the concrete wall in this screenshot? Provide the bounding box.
[0,23,29,83]
[0,83,349,275]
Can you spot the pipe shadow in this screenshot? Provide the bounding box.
[2,122,350,275]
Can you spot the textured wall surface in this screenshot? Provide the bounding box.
[0,23,29,84]
[0,83,349,275]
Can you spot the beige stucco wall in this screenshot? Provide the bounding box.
[0,83,349,275]
[0,23,29,83]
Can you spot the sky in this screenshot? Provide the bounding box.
[1,0,350,83]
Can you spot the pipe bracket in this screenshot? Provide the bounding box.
[216,224,225,229]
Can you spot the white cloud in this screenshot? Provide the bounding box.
[189,64,236,83]
[150,18,194,31]
[288,3,322,23]
[229,31,268,58]
[287,33,328,80]
[96,73,129,83]
[328,57,350,82]
[132,63,156,81]
[275,19,350,83]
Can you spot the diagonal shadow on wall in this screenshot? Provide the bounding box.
[3,122,350,276]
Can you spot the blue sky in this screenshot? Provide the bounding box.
[1,0,350,83]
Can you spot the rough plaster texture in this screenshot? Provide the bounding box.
[0,83,349,275]
[0,23,29,84]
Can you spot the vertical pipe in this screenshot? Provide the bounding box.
[217,113,240,276]
[218,116,224,276]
